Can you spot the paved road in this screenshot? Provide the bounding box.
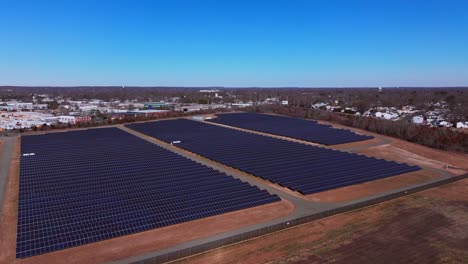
[0,137,14,219]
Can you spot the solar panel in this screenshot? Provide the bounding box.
[207,112,373,145]
[16,128,280,258]
[127,119,420,195]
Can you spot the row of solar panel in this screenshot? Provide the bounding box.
[126,119,420,196]
[19,162,213,179]
[17,199,275,248]
[19,163,204,179]
[17,128,280,258]
[19,176,231,202]
[207,112,373,145]
[16,199,272,258]
[18,168,222,195]
[20,188,262,221]
[18,193,276,239]
[19,182,235,204]
[19,182,263,219]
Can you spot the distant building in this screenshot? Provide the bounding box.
[412,116,424,124]
[79,105,98,111]
[456,122,468,128]
[311,102,328,109]
[174,103,227,112]
[375,111,399,120]
[58,116,76,124]
[199,89,220,93]
[75,116,92,123]
[144,102,171,109]
[436,120,452,128]
[231,103,253,108]
[1,102,34,111]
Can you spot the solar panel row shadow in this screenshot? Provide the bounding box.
[17,128,280,258]
[207,112,373,145]
[127,119,420,196]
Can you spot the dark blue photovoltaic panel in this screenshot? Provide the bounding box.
[127,119,420,195]
[16,128,280,258]
[207,113,373,145]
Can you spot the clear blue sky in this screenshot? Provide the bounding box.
[1,0,468,87]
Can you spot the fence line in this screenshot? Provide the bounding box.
[130,173,468,264]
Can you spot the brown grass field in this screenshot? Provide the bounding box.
[306,169,440,203]
[173,178,468,264]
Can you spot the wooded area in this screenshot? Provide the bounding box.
[1,87,467,118]
[2,86,467,151]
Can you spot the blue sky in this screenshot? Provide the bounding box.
[1,0,468,87]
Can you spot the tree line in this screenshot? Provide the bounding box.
[1,87,467,118]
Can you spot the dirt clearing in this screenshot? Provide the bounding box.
[0,139,4,160]
[307,169,440,203]
[320,121,468,175]
[358,144,465,176]
[173,178,468,264]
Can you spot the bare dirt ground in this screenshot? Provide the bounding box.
[358,145,466,176]
[319,121,468,175]
[0,137,20,264]
[0,137,294,264]
[307,169,440,203]
[173,178,468,264]
[0,139,4,160]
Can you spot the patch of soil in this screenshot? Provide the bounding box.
[175,179,468,264]
[307,169,440,203]
[319,120,468,174]
[391,140,468,170]
[295,207,455,264]
[423,178,468,201]
[0,139,4,159]
[358,144,463,175]
[0,137,20,264]
[294,194,468,264]
[174,205,385,264]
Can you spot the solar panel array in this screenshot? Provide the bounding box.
[127,119,420,195]
[17,128,279,258]
[207,112,373,145]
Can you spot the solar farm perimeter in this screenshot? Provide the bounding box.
[1,112,461,264]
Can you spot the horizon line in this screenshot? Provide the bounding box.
[1,85,468,89]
